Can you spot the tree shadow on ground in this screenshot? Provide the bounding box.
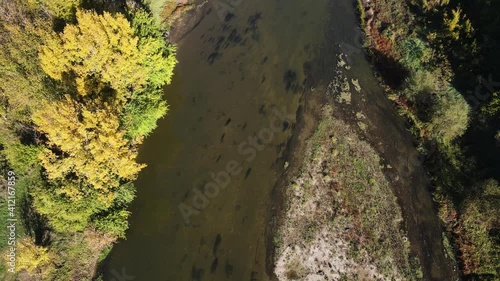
[369,48,409,90]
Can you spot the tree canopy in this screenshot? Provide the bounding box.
[33,97,144,195]
[31,8,177,236]
[0,2,177,278]
[39,9,146,99]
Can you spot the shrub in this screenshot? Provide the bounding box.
[14,237,51,274]
[122,87,168,139]
[31,185,108,233]
[426,87,470,143]
[356,0,366,27]
[460,179,500,277]
[93,210,131,238]
[404,70,441,99]
[400,37,433,72]
[480,91,500,119]
[91,183,136,238]
[2,143,41,175]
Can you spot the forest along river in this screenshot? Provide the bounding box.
[104,1,330,280]
[103,0,455,280]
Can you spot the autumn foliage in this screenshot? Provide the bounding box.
[0,1,176,279]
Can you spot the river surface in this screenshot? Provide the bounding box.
[103,0,455,280]
[104,1,329,280]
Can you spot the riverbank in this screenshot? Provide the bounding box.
[268,47,425,279]
[273,102,421,279]
[357,0,500,278]
[269,0,460,278]
[268,58,455,280]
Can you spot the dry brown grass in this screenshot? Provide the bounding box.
[274,106,421,280]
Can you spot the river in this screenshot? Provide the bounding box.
[102,0,456,280]
[104,0,329,280]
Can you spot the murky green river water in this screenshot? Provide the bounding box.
[103,1,456,280]
[104,1,329,280]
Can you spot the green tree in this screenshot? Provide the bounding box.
[1,143,41,174]
[481,91,500,119]
[461,179,500,277]
[31,182,107,232]
[40,0,81,20]
[131,9,177,87]
[92,183,136,238]
[122,87,169,139]
[400,37,433,71]
[121,9,177,139]
[426,87,470,143]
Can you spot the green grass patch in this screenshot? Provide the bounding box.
[356,0,366,28]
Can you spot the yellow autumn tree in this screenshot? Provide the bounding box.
[39,9,147,99]
[443,7,474,40]
[444,8,462,40]
[14,237,51,274]
[32,96,145,197]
